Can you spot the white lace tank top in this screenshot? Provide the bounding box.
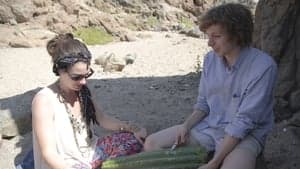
[33,87,97,169]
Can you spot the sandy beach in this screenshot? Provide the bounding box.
[0,31,299,169]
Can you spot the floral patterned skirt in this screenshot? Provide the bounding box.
[90,132,143,169]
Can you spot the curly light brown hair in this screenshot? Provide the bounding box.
[199,3,253,47]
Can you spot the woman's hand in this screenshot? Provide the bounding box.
[133,127,147,144]
[121,122,147,144]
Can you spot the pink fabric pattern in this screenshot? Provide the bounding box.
[90,132,143,169]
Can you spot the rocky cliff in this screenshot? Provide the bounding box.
[0,0,256,48]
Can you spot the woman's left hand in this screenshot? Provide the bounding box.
[133,127,147,144]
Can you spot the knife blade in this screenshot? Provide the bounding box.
[170,142,177,151]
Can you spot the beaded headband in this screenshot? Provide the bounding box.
[52,52,91,76]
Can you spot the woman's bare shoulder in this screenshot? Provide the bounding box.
[33,84,57,101]
[32,86,57,116]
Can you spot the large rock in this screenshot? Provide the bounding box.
[0,0,211,47]
[253,0,300,121]
[181,0,207,16]
[166,0,257,17]
[96,12,126,37]
[0,89,39,137]
[32,0,48,7]
[0,25,16,47]
[8,26,56,48]
[10,0,35,23]
[165,0,211,16]
[95,52,127,72]
[0,0,14,23]
[59,0,82,15]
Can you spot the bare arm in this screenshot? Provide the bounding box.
[32,93,70,169]
[93,101,147,143]
[183,109,207,130]
[93,100,144,133]
[176,109,207,145]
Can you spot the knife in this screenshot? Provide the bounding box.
[170,142,177,151]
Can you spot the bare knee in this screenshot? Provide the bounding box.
[144,125,179,151]
[144,135,162,152]
[220,149,256,169]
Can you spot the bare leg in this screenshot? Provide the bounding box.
[144,125,180,151]
[220,136,260,169]
[220,147,256,169]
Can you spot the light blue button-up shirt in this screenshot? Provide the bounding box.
[193,47,277,147]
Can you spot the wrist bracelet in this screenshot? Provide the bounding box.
[120,122,141,133]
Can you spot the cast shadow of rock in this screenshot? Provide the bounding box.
[0,88,41,136]
[89,72,201,135]
[1,72,201,167]
[0,87,41,165]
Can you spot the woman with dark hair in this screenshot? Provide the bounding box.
[144,3,277,169]
[32,33,146,169]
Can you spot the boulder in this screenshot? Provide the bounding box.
[10,0,35,23]
[9,39,33,48]
[95,52,127,72]
[0,1,14,23]
[32,0,47,7]
[253,0,300,121]
[0,89,39,137]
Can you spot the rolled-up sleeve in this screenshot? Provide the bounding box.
[194,56,210,114]
[225,65,277,139]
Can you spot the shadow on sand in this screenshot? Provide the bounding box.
[0,72,201,166]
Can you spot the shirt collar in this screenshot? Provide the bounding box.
[222,47,250,71]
